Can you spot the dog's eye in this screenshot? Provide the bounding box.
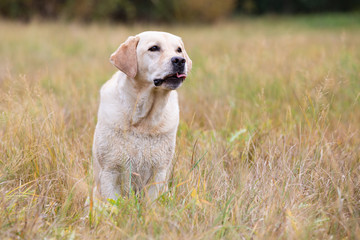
[177,47,182,53]
[148,46,160,52]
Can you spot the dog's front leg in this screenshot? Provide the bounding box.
[147,168,168,200]
[99,170,123,200]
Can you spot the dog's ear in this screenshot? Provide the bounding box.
[184,50,192,72]
[110,36,140,79]
[181,42,192,72]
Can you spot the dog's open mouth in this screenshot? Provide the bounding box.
[154,72,187,88]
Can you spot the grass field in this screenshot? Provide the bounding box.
[0,14,359,239]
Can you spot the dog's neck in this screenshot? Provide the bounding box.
[122,77,172,128]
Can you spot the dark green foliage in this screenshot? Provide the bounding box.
[237,0,360,14]
[0,0,359,22]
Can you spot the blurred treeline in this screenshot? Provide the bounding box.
[0,0,359,22]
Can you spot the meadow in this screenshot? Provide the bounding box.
[0,14,359,239]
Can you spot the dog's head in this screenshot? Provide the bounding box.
[110,31,192,90]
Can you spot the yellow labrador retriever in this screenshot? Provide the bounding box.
[93,31,192,200]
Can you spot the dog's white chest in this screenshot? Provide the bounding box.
[95,125,176,169]
[116,129,175,167]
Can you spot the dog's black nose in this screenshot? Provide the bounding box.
[171,56,186,67]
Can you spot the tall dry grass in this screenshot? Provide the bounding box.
[0,15,359,239]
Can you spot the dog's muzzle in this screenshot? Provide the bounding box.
[153,72,187,88]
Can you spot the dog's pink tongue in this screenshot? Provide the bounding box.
[176,73,187,78]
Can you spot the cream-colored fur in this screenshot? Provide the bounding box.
[93,31,192,200]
